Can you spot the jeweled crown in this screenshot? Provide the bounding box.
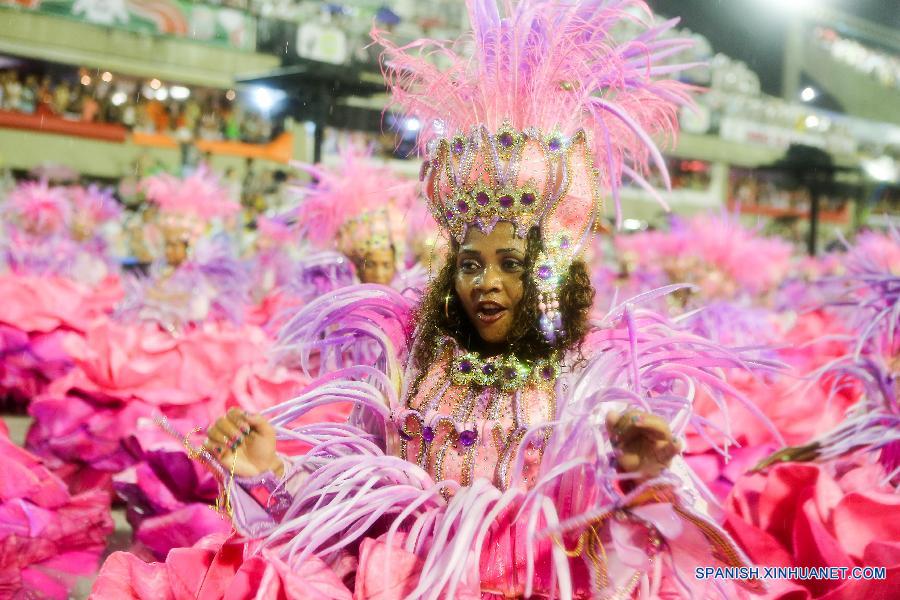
[421,121,602,273]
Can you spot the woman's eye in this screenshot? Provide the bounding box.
[459,260,480,273]
[502,259,523,271]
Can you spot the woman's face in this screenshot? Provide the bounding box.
[358,247,396,285]
[165,237,188,267]
[454,221,526,347]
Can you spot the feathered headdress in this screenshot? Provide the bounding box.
[374,0,699,340]
[68,184,122,235]
[291,144,417,263]
[141,165,240,242]
[616,211,793,300]
[4,180,71,236]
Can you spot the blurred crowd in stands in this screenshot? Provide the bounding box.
[0,67,275,143]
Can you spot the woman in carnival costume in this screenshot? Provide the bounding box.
[115,165,249,329]
[0,182,122,597]
[0,180,123,409]
[23,168,344,560]
[291,143,418,290]
[94,1,773,598]
[610,211,861,497]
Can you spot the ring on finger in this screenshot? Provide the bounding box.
[228,435,243,452]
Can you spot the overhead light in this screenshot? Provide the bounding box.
[403,118,421,132]
[80,75,91,86]
[251,86,285,112]
[623,218,643,231]
[149,78,161,90]
[170,85,190,100]
[111,91,127,106]
[862,156,898,183]
[155,87,169,101]
[762,0,820,14]
[225,89,236,101]
[804,114,820,128]
[800,86,816,102]
[101,71,113,83]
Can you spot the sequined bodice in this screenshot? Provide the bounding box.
[390,345,560,493]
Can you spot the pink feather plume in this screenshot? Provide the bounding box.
[141,165,239,219]
[373,0,699,206]
[289,144,417,249]
[5,180,71,235]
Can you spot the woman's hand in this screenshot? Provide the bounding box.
[606,409,681,480]
[203,408,283,478]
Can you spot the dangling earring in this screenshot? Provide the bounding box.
[444,294,451,319]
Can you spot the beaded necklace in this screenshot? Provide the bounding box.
[449,349,561,392]
[400,339,561,464]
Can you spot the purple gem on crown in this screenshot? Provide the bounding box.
[422,427,435,443]
[548,138,562,151]
[445,210,454,220]
[537,265,552,280]
[498,132,514,148]
[559,236,570,249]
[481,363,495,376]
[498,195,514,208]
[459,359,473,374]
[475,191,490,206]
[504,367,518,380]
[459,430,478,447]
[540,366,553,380]
[457,200,470,213]
[521,192,536,206]
[453,139,465,153]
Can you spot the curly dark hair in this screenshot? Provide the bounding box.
[410,226,595,378]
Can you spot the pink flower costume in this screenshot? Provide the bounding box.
[0,419,114,599]
[717,230,900,597]
[93,2,772,598]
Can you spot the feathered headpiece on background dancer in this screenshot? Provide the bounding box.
[615,211,794,299]
[3,180,71,237]
[374,0,699,341]
[140,165,240,243]
[68,184,122,240]
[290,143,417,266]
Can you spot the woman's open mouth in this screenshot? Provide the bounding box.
[476,301,507,324]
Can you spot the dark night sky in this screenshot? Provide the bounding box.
[647,0,900,97]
